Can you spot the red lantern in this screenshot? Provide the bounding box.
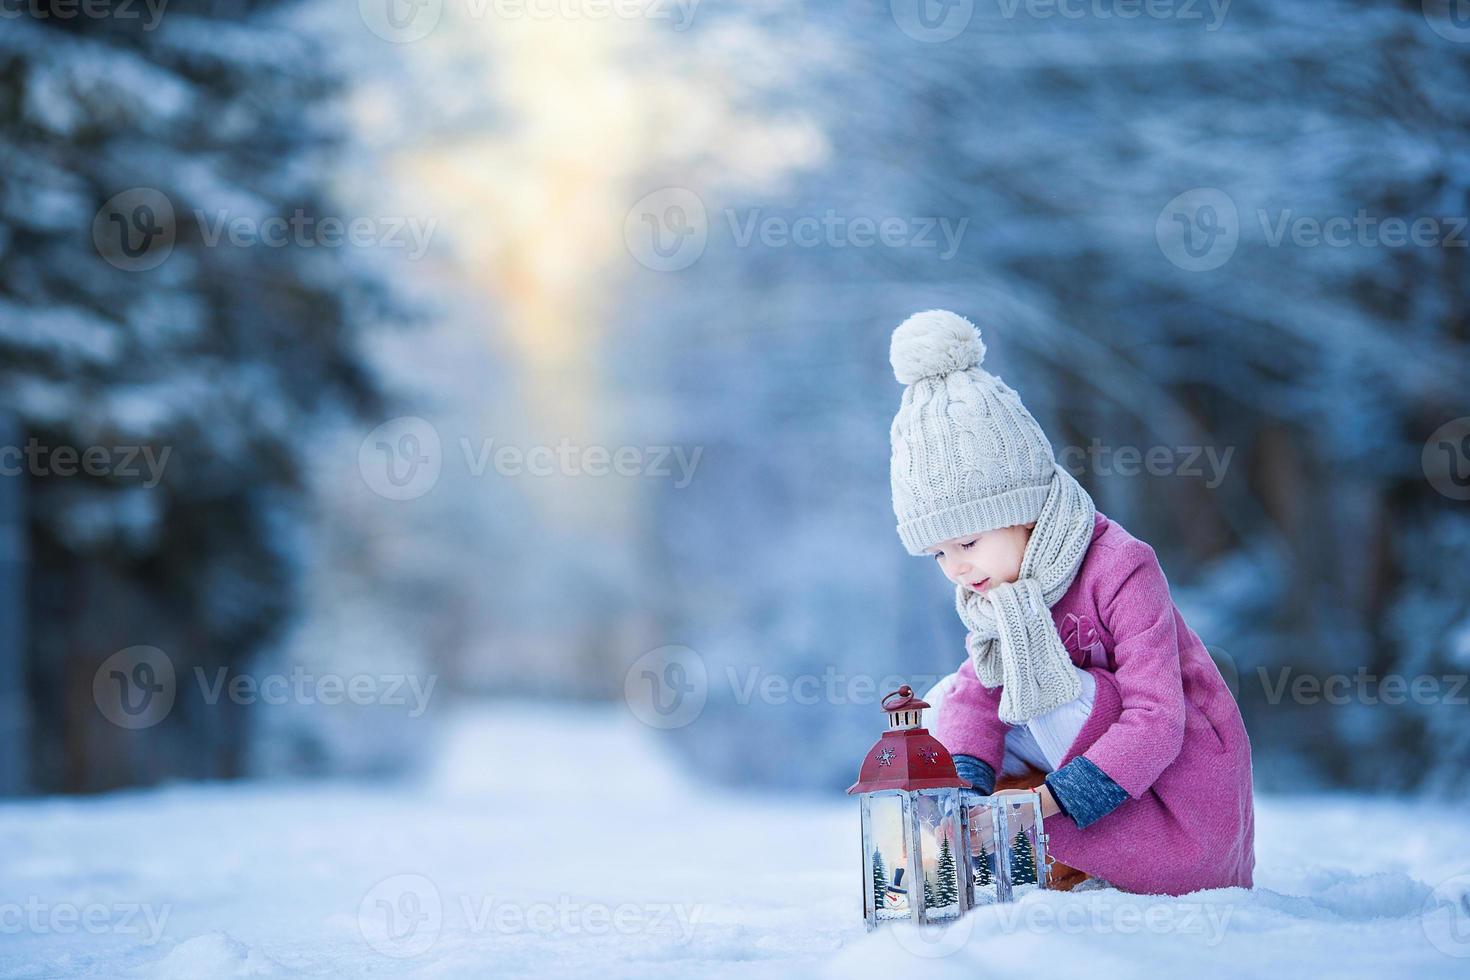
[848,685,1052,927]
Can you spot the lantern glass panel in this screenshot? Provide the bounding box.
[964,792,1049,905]
[866,793,912,921]
[913,790,964,920]
[964,798,1002,905]
[998,796,1044,891]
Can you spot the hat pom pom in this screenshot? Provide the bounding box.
[889,310,986,385]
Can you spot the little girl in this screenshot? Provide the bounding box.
[888,310,1255,896]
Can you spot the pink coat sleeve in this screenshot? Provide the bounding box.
[932,651,1010,775]
[1080,540,1188,798]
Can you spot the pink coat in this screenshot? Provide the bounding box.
[933,512,1256,896]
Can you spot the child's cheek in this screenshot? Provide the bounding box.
[1001,549,1024,584]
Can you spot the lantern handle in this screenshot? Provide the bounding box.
[881,685,914,710]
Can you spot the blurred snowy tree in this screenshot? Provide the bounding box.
[0,1,393,792]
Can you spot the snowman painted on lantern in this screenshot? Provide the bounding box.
[848,685,1051,927]
[884,867,910,914]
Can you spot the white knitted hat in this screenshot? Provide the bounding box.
[889,310,1057,556]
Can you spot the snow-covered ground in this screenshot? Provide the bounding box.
[3,704,1468,978]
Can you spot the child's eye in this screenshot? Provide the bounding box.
[932,551,943,560]
[960,539,977,550]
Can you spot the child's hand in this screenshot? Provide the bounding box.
[992,784,1062,824]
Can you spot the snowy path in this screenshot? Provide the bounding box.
[2,705,1468,978]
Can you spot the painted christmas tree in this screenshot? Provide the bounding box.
[973,844,993,888]
[1010,831,1037,885]
[871,849,887,911]
[924,875,937,907]
[936,835,959,906]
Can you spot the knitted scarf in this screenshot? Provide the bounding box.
[954,464,1097,724]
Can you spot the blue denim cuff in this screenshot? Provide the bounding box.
[952,754,996,795]
[1044,756,1129,830]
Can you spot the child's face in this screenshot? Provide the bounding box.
[924,524,1034,595]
